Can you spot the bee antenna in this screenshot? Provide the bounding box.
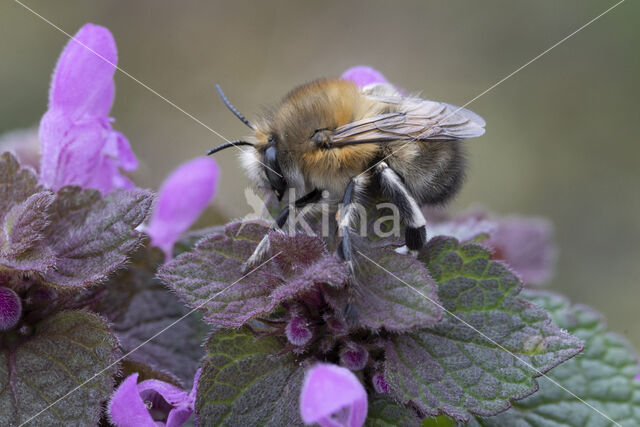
[216,84,254,130]
[206,140,254,155]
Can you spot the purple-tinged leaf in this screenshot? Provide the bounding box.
[341,66,388,88]
[158,221,348,328]
[39,186,152,288]
[469,290,640,426]
[0,192,56,273]
[300,363,367,427]
[147,156,220,259]
[196,327,304,425]
[0,311,118,425]
[0,286,22,330]
[383,237,583,422]
[0,152,41,215]
[89,246,206,386]
[325,245,442,332]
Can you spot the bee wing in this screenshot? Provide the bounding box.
[331,95,485,145]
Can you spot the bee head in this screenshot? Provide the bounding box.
[207,85,292,201]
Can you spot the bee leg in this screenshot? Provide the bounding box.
[375,162,427,252]
[337,176,368,266]
[242,189,322,273]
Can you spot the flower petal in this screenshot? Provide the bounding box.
[49,23,117,118]
[341,66,388,88]
[300,363,367,427]
[137,379,191,427]
[39,111,106,191]
[147,157,219,258]
[108,374,156,427]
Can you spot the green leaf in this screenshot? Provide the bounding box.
[0,311,118,425]
[384,237,583,422]
[197,327,304,425]
[366,396,422,426]
[469,290,640,426]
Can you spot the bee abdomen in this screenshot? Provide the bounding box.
[386,140,466,206]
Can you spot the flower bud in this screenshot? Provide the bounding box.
[372,373,391,394]
[285,313,313,347]
[339,341,369,371]
[0,287,22,331]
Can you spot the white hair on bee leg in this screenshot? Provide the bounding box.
[241,233,272,274]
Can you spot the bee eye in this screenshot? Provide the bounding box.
[268,135,275,144]
[264,146,286,200]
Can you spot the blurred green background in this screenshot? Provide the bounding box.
[1,1,638,347]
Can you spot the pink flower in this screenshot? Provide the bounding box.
[39,23,137,194]
[300,363,367,427]
[341,66,388,88]
[108,370,200,427]
[146,157,219,259]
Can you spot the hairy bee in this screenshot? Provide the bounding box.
[208,78,485,270]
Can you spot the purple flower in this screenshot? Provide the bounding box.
[300,363,367,427]
[0,287,22,331]
[485,216,557,285]
[341,66,388,88]
[146,157,219,259]
[39,23,137,194]
[109,370,200,427]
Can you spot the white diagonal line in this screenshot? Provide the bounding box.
[358,0,626,179]
[357,250,620,426]
[19,252,282,426]
[12,0,283,178]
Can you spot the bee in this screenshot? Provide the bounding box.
[207,78,485,271]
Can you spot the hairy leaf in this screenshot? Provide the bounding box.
[90,245,207,387]
[197,327,303,425]
[469,290,640,426]
[384,237,582,422]
[0,192,56,273]
[0,311,118,425]
[0,152,41,215]
[325,245,442,331]
[159,221,348,327]
[365,396,422,427]
[40,186,152,288]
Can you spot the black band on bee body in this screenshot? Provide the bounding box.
[405,225,427,250]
